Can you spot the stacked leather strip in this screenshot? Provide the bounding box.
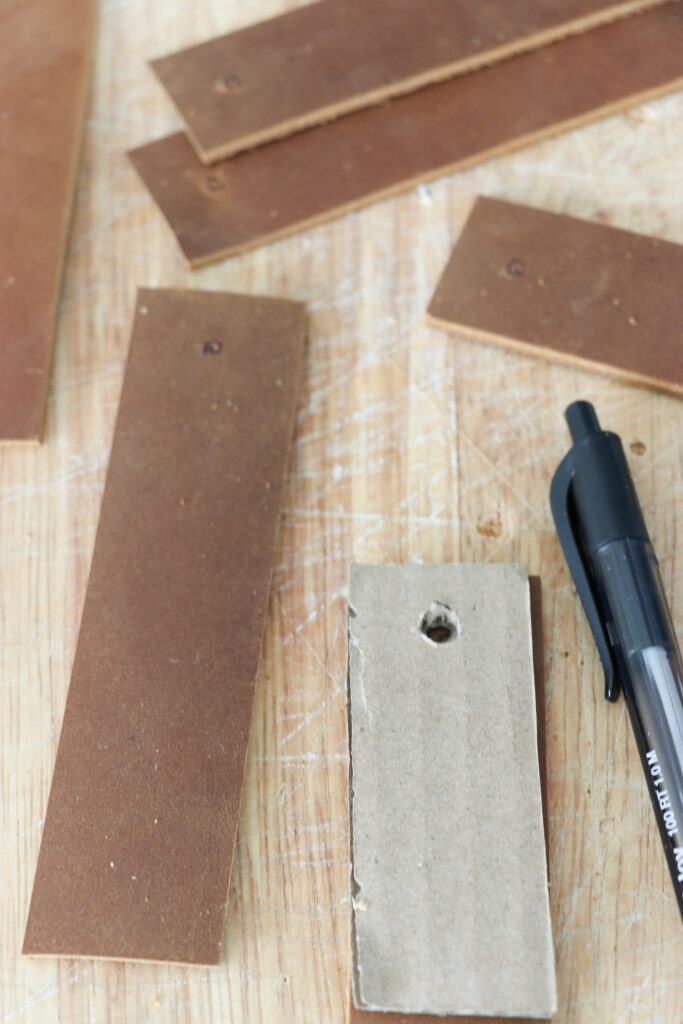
[130,0,683,267]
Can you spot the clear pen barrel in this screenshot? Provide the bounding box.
[593,538,683,908]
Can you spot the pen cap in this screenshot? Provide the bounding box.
[564,402,651,555]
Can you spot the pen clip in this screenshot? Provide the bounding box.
[550,452,620,702]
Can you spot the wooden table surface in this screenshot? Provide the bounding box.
[2,2,682,1021]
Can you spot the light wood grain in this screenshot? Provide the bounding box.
[1,1,682,1021]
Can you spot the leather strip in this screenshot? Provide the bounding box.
[23,288,307,964]
[130,4,683,269]
[151,0,665,163]
[0,0,95,442]
[427,197,683,397]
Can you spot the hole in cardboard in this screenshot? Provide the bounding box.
[419,602,460,645]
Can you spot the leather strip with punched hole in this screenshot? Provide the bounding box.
[130,4,683,269]
[347,567,555,1018]
[150,0,666,164]
[23,288,307,965]
[427,197,683,398]
[348,576,550,1024]
[0,0,95,443]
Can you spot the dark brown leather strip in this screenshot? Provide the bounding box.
[23,288,307,964]
[348,577,549,1024]
[130,4,683,269]
[0,0,95,443]
[151,0,665,163]
[427,197,683,397]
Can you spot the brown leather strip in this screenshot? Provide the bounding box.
[130,4,683,269]
[150,0,665,164]
[23,288,307,965]
[0,0,95,443]
[427,197,683,397]
[348,577,550,1024]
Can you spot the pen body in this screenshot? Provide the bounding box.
[552,402,683,924]
[593,536,683,917]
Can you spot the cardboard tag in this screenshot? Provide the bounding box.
[348,564,556,1018]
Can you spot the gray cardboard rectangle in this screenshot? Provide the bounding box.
[348,563,556,1017]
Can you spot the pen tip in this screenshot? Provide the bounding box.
[566,401,601,444]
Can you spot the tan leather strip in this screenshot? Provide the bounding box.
[0,0,95,443]
[348,576,550,1024]
[130,4,683,269]
[150,0,665,164]
[23,289,307,965]
[427,197,683,397]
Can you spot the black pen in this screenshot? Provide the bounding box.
[551,400,683,922]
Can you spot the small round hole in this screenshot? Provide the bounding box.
[214,73,243,95]
[205,174,226,193]
[506,258,525,277]
[202,340,223,355]
[419,602,460,645]
[424,624,453,644]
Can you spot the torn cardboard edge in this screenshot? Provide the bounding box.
[347,565,555,1019]
[129,3,683,268]
[426,196,683,398]
[22,287,307,965]
[150,0,667,164]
